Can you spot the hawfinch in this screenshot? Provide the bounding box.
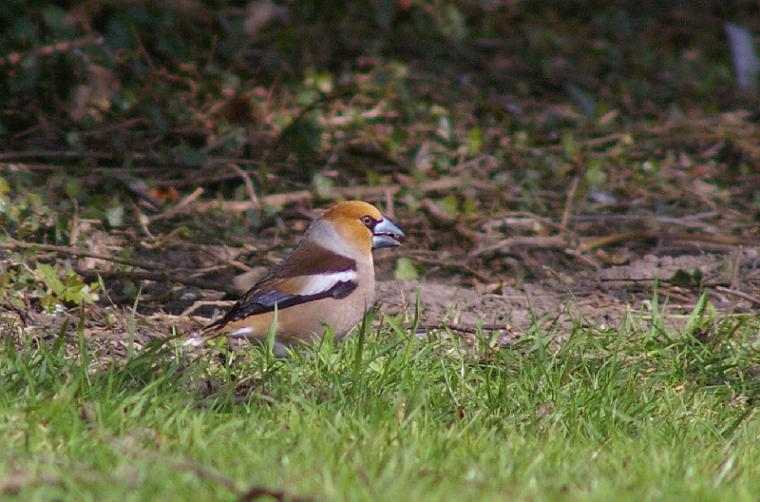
[189,201,403,348]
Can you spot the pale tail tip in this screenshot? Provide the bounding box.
[183,336,206,347]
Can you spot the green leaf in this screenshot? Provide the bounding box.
[438,195,459,218]
[462,196,476,217]
[561,133,577,156]
[105,205,124,227]
[34,264,98,307]
[438,4,468,40]
[282,117,322,160]
[35,263,65,296]
[468,127,482,155]
[64,179,81,199]
[395,257,419,281]
[312,173,334,199]
[668,268,702,288]
[313,72,333,93]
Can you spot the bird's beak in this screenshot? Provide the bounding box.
[372,217,404,249]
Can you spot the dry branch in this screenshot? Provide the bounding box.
[181,300,236,317]
[76,268,237,295]
[228,164,261,209]
[560,173,581,229]
[472,230,757,258]
[405,255,492,283]
[0,239,161,269]
[483,211,578,238]
[148,187,205,222]
[0,240,249,294]
[0,36,104,66]
[470,236,571,258]
[571,211,720,228]
[715,286,760,307]
[579,231,751,252]
[192,176,489,213]
[418,322,519,335]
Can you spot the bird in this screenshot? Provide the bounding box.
[187,200,403,350]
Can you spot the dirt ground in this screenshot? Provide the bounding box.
[2,201,759,353]
[378,249,759,333]
[3,3,760,350]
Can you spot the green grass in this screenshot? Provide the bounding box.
[2,309,760,501]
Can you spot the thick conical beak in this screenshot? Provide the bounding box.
[372,217,404,249]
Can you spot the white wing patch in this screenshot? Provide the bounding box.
[297,270,357,295]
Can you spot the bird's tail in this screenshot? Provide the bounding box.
[182,334,207,347]
[183,326,226,347]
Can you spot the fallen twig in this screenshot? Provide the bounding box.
[148,187,205,222]
[472,230,756,258]
[193,176,489,213]
[228,164,261,209]
[540,132,629,152]
[715,286,760,307]
[0,150,153,161]
[0,36,104,66]
[578,231,649,252]
[560,172,581,229]
[198,190,313,211]
[76,268,237,295]
[0,239,161,269]
[405,255,492,283]
[728,248,742,290]
[571,211,719,229]
[0,150,263,168]
[579,231,750,252]
[181,300,236,317]
[420,198,456,226]
[418,198,485,243]
[418,322,519,335]
[485,211,578,238]
[470,236,570,258]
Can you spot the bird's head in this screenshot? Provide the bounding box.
[317,200,404,258]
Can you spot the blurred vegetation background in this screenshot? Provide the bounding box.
[2,0,758,174]
[1,1,759,306]
[3,5,760,500]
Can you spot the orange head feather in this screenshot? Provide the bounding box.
[320,201,382,254]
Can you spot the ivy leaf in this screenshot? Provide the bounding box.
[312,173,334,199]
[668,268,702,289]
[105,205,124,227]
[437,195,459,218]
[395,257,419,281]
[35,263,65,296]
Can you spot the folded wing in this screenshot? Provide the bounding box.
[202,241,358,334]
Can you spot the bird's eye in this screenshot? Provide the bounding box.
[360,215,374,227]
